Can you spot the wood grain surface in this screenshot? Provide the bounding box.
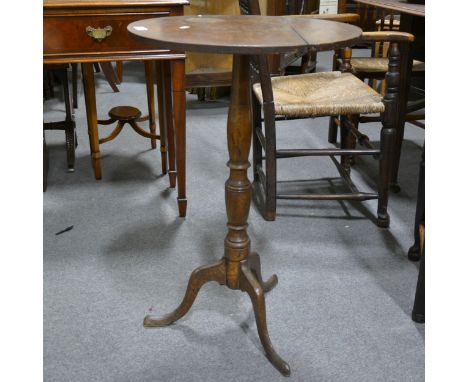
[128,15,362,54]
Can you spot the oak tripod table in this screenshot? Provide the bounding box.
[129,15,362,376]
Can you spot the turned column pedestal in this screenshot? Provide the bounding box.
[143,54,290,376]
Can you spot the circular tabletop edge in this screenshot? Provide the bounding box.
[127,15,363,55]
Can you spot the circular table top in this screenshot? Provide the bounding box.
[128,15,362,54]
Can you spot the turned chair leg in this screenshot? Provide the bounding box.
[376,122,395,228]
[58,66,76,172]
[411,235,425,323]
[377,41,400,228]
[328,116,338,144]
[71,63,78,109]
[328,50,341,144]
[65,124,76,172]
[340,115,352,174]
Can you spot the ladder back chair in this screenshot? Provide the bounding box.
[43,64,77,172]
[328,2,425,147]
[239,0,414,227]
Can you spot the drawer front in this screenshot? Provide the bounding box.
[44,10,180,61]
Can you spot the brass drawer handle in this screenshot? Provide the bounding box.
[86,26,112,42]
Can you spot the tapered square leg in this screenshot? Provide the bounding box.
[81,62,102,180]
[144,60,157,150]
[171,59,187,217]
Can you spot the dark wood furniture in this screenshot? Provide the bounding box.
[129,12,363,375]
[183,0,316,93]
[260,0,318,75]
[43,64,77,172]
[328,1,425,148]
[96,61,163,153]
[410,145,424,322]
[408,145,424,261]
[412,226,424,323]
[45,63,79,108]
[352,0,425,191]
[350,0,424,17]
[43,0,188,217]
[281,1,351,75]
[241,4,409,225]
[99,62,121,92]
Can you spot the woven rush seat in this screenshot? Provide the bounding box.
[344,57,425,73]
[252,71,385,118]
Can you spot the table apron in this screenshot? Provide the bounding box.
[44,8,185,63]
[43,51,185,64]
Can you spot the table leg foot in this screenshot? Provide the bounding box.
[240,263,290,377]
[376,213,390,228]
[247,252,278,293]
[177,198,187,218]
[92,155,102,180]
[144,260,225,327]
[408,243,421,262]
[169,171,177,188]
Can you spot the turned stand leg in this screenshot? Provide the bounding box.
[390,39,413,192]
[144,54,289,376]
[81,62,102,180]
[144,60,157,150]
[156,61,168,174]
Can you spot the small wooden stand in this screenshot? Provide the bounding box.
[129,14,362,375]
[143,55,290,376]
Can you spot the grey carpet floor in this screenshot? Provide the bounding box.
[43,52,424,382]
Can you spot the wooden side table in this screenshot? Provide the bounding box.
[129,15,362,375]
[43,0,189,216]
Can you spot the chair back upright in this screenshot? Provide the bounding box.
[238,0,275,107]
